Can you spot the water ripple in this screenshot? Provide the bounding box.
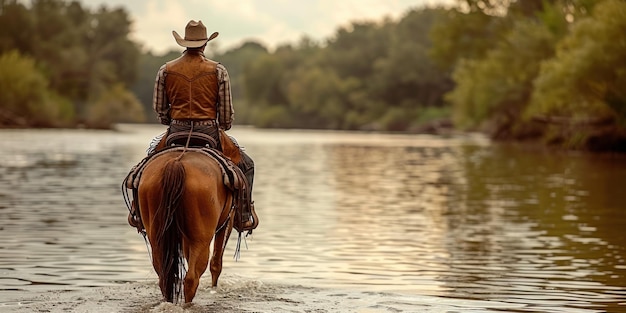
[0,126,624,312]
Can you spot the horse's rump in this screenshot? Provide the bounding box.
[137,149,234,303]
[138,149,233,239]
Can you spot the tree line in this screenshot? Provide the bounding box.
[440,0,626,151]
[0,0,144,128]
[1,0,625,151]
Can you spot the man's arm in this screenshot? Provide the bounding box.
[217,63,234,130]
[153,64,170,125]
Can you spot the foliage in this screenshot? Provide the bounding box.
[85,83,145,128]
[433,0,625,150]
[2,0,624,151]
[0,0,142,128]
[240,8,452,131]
[429,9,504,71]
[213,41,271,125]
[448,19,558,137]
[372,9,452,109]
[131,50,180,121]
[527,0,626,124]
[0,50,73,127]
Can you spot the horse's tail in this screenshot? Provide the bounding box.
[155,158,186,303]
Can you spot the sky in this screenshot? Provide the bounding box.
[80,0,453,54]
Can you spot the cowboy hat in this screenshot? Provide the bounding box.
[172,20,219,48]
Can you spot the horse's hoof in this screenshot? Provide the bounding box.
[182,302,194,309]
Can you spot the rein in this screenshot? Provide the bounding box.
[176,124,194,161]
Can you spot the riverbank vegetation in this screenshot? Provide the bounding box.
[1,0,625,151]
[0,0,145,128]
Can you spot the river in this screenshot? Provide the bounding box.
[0,124,624,312]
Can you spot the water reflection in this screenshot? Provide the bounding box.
[0,128,153,294]
[444,144,626,312]
[0,126,624,312]
[244,131,626,312]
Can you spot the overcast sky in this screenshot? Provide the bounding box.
[80,0,453,54]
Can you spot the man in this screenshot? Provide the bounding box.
[129,20,257,233]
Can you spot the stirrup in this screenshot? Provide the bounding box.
[236,202,259,234]
[242,202,259,233]
[248,201,259,230]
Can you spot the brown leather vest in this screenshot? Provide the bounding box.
[165,52,219,120]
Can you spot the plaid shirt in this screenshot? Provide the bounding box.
[152,53,234,130]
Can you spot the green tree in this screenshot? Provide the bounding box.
[213,40,270,124]
[0,0,142,127]
[85,83,145,129]
[241,8,456,131]
[323,21,391,80]
[285,65,354,129]
[447,19,558,138]
[131,50,180,121]
[0,1,35,53]
[372,9,453,122]
[242,45,297,127]
[429,5,506,71]
[525,0,626,150]
[0,50,73,127]
[528,0,626,123]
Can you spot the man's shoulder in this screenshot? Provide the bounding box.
[202,56,221,67]
[164,55,184,70]
[215,62,229,74]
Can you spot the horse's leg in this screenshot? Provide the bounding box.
[210,217,234,287]
[140,190,170,300]
[182,200,214,303]
[183,242,211,303]
[147,242,168,300]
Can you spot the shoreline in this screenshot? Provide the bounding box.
[2,121,625,153]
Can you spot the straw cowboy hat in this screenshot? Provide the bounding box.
[172,20,219,48]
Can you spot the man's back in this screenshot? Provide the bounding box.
[165,52,220,121]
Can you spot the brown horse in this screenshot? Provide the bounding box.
[138,149,235,303]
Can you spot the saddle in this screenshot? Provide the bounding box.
[123,129,250,234]
[126,129,242,189]
[127,146,246,191]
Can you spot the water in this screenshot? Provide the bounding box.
[0,124,624,312]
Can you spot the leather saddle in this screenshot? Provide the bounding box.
[124,130,250,233]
